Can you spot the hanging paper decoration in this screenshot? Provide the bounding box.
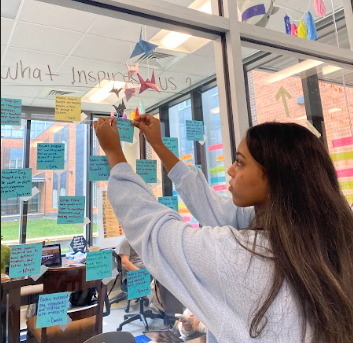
[135,108,140,118]
[306,11,318,40]
[284,15,291,34]
[126,62,140,80]
[113,100,126,118]
[291,23,298,36]
[131,110,135,121]
[297,20,308,39]
[139,100,146,115]
[314,0,326,18]
[137,72,160,94]
[130,29,158,58]
[124,83,139,102]
[122,114,127,119]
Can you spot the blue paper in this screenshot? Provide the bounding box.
[127,269,151,300]
[86,250,112,281]
[210,176,226,184]
[89,156,110,181]
[1,98,22,126]
[9,243,42,278]
[1,168,32,199]
[36,292,69,329]
[188,165,202,171]
[57,196,85,224]
[158,196,178,212]
[37,143,65,170]
[117,118,134,143]
[186,120,204,141]
[162,137,179,158]
[136,160,157,183]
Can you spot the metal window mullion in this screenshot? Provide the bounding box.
[87,113,93,247]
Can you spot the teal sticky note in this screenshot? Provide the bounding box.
[117,118,134,143]
[136,160,157,183]
[9,243,42,278]
[162,137,179,158]
[1,98,22,126]
[188,165,202,171]
[186,120,204,141]
[1,168,32,199]
[158,196,178,212]
[36,292,69,329]
[86,250,112,281]
[37,143,65,170]
[89,156,110,181]
[57,196,85,224]
[127,269,151,300]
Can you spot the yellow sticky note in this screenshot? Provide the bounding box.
[344,193,353,203]
[55,96,81,122]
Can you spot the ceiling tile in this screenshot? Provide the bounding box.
[193,41,215,58]
[10,21,83,55]
[168,54,215,76]
[1,0,22,19]
[1,18,14,46]
[20,0,97,33]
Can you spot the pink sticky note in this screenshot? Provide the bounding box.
[337,168,353,178]
[110,109,115,117]
[332,136,353,148]
[212,185,227,192]
[208,143,223,152]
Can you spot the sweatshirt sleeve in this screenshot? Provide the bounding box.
[168,161,255,229]
[107,163,225,335]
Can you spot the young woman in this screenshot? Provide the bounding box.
[94,115,353,343]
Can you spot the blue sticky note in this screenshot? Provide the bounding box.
[86,250,112,281]
[136,160,157,183]
[1,98,22,126]
[89,156,110,181]
[127,269,151,300]
[37,143,65,170]
[210,176,226,184]
[9,243,42,278]
[117,118,134,143]
[57,196,85,224]
[162,137,179,158]
[1,168,32,199]
[186,120,204,141]
[36,292,69,329]
[158,196,178,212]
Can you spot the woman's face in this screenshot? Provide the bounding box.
[227,137,269,207]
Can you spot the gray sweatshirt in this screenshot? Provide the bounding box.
[108,161,312,343]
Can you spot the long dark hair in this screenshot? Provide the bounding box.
[245,122,353,343]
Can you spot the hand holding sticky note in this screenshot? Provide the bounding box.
[117,118,134,143]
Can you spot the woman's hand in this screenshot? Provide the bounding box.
[132,114,163,148]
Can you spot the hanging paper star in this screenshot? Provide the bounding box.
[113,100,126,117]
[126,62,140,79]
[124,83,139,102]
[137,71,160,94]
[130,29,158,58]
[110,87,123,98]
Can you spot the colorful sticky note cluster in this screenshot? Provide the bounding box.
[158,196,179,212]
[136,160,157,183]
[186,120,204,141]
[37,143,65,170]
[89,156,110,181]
[127,269,151,300]
[9,243,42,278]
[55,95,81,122]
[162,137,179,158]
[1,98,22,126]
[1,168,32,199]
[86,250,112,281]
[57,196,85,224]
[117,118,134,143]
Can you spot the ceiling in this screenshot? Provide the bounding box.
[0,0,348,114]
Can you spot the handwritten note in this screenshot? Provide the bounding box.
[57,196,85,224]
[117,118,134,143]
[89,156,110,181]
[9,243,42,278]
[55,95,81,121]
[186,120,204,141]
[136,160,157,183]
[86,250,112,281]
[1,168,32,199]
[1,98,22,125]
[36,292,69,329]
[70,235,87,253]
[158,196,178,212]
[162,137,179,158]
[37,143,65,170]
[127,269,151,300]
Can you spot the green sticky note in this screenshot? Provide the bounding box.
[57,196,85,224]
[1,98,22,126]
[1,168,32,199]
[36,292,69,328]
[127,269,151,300]
[136,160,157,183]
[37,143,65,170]
[117,118,134,143]
[162,137,179,158]
[89,156,110,181]
[210,166,225,174]
[86,250,112,281]
[186,120,204,141]
[158,196,179,212]
[9,243,42,278]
